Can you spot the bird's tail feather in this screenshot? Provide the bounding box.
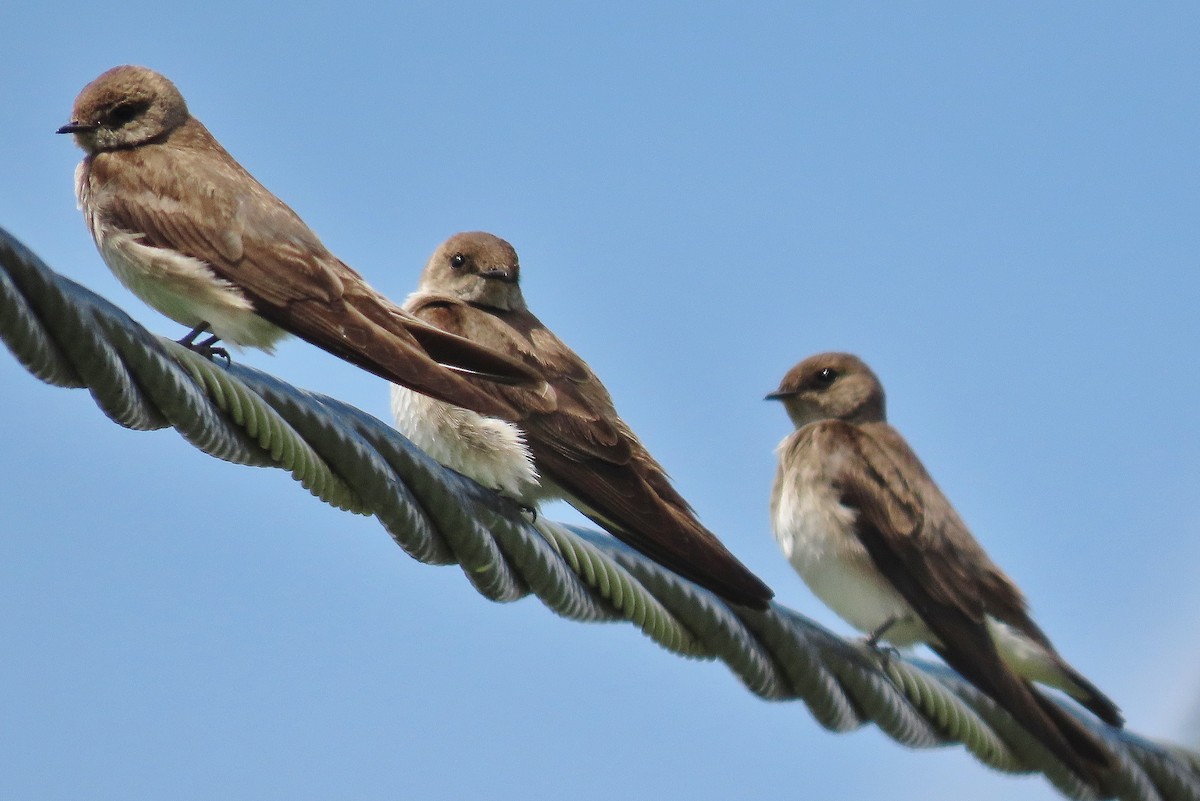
[1055,658,1124,728]
[935,643,1116,794]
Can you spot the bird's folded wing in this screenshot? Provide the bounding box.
[92,151,541,407]
[408,295,772,607]
[819,422,1112,775]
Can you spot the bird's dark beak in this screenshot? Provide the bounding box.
[56,122,96,135]
[480,268,516,284]
[764,390,793,401]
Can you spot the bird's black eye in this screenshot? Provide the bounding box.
[450,254,466,270]
[816,367,838,385]
[105,100,148,127]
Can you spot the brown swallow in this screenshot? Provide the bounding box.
[768,352,1121,789]
[57,65,538,418]
[390,231,773,609]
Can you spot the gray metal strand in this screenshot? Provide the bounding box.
[0,233,160,429]
[242,375,592,612]
[304,394,527,601]
[68,285,305,469]
[2,223,1198,801]
[90,315,278,466]
[317,394,644,618]
[43,277,168,431]
[824,644,945,748]
[161,342,370,511]
[531,519,647,626]
[749,614,945,749]
[940,670,1154,801]
[1134,743,1200,801]
[474,511,607,619]
[575,529,787,700]
[322,392,550,591]
[884,655,1027,771]
[223,367,454,564]
[744,609,866,729]
[1166,746,1200,776]
[536,519,709,654]
[0,257,82,387]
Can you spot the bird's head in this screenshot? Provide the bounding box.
[419,231,527,311]
[766,352,887,429]
[57,65,189,153]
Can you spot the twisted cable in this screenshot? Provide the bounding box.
[2,225,1196,801]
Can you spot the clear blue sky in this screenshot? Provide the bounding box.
[1,3,1197,799]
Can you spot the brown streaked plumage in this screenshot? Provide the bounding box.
[390,231,773,609]
[767,352,1121,791]
[57,65,539,419]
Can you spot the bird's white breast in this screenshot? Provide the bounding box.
[390,384,541,502]
[771,438,924,645]
[76,160,286,350]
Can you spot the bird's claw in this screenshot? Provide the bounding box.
[178,327,231,364]
[861,616,902,670]
[865,640,901,670]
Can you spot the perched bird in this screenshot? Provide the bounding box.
[390,231,773,609]
[57,65,538,418]
[767,352,1121,789]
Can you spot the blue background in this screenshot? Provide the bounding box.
[1,3,1197,799]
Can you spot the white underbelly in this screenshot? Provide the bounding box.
[390,384,542,502]
[772,474,927,646]
[77,160,286,351]
[96,229,287,351]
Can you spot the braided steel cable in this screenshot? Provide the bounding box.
[2,225,1196,801]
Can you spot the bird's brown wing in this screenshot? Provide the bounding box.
[816,421,1113,787]
[88,134,538,418]
[408,294,773,609]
